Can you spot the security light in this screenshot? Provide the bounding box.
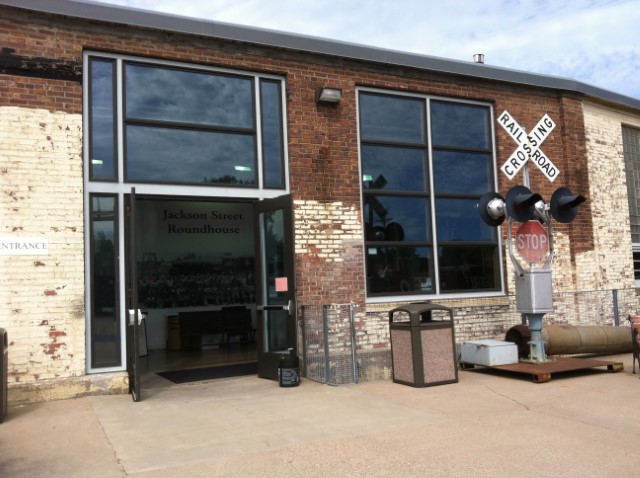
[315,87,342,104]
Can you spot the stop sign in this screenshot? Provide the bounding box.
[515,221,549,263]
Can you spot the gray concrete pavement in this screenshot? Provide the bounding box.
[1,353,639,477]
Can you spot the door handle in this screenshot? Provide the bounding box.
[128,309,145,326]
[257,300,294,313]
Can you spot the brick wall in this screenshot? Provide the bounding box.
[0,106,85,384]
[580,101,639,289]
[293,200,364,304]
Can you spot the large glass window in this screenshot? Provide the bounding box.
[124,63,254,128]
[123,63,260,186]
[359,91,499,297]
[622,126,640,286]
[88,57,286,190]
[260,79,285,189]
[90,195,120,367]
[125,125,256,184]
[89,59,116,181]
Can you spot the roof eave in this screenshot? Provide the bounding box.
[2,0,639,111]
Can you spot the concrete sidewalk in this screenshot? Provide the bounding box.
[1,353,639,477]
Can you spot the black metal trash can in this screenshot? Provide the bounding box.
[389,303,458,387]
[0,328,7,423]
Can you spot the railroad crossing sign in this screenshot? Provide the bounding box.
[497,111,560,182]
[515,220,549,263]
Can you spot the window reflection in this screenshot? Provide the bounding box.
[366,246,434,294]
[125,63,254,129]
[431,101,490,149]
[359,90,499,296]
[364,196,429,242]
[433,151,491,194]
[90,195,120,367]
[260,80,284,189]
[126,125,257,185]
[360,93,426,143]
[439,245,498,291]
[361,145,427,192]
[436,198,496,242]
[90,59,116,180]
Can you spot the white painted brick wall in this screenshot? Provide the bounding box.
[581,101,638,290]
[293,199,362,262]
[0,106,85,384]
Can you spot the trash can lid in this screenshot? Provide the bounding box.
[389,302,453,324]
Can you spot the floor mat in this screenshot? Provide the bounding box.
[157,362,257,384]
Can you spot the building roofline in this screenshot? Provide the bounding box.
[3,0,640,111]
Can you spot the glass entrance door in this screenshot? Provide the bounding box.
[254,195,296,380]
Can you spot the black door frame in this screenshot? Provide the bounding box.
[254,194,296,380]
[125,187,141,401]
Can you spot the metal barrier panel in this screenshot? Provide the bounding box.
[302,304,391,385]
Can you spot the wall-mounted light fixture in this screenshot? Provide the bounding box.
[316,86,342,104]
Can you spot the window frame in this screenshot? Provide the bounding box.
[83,52,289,373]
[357,87,504,302]
[84,52,288,193]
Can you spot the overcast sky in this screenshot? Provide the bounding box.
[93,0,639,100]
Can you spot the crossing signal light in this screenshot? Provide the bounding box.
[478,186,585,226]
[506,186,543,223]
[478,192,506,226]
[550,187,586,223]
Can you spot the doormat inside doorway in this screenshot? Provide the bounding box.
[157,362,257,384]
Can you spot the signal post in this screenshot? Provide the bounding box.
[479,111,585,363]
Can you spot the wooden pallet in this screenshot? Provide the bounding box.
[460,356,624,383]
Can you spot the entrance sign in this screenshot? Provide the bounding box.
[0,237,48,256]
[515,221,549,263]
[497,111,560,182]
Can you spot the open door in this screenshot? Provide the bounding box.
[254,194,296,380]
[125,188,141,401]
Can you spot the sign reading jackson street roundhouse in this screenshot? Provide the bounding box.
[162,209,243,234]
[498,111,560,182]
[0,237,49,256]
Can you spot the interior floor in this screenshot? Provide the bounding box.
[139,342,257,388]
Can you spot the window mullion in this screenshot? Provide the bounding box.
[426,97,440,295]
[116,58,124,184]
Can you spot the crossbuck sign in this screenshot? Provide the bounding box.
[497,111,560,182]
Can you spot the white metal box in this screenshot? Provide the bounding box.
[460,339,519,366]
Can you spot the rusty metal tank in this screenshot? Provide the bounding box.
[506,324,632,357]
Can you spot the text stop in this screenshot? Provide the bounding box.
[515,221,549,263]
